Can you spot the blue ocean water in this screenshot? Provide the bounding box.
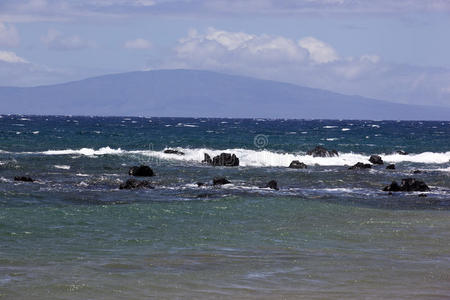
[0,115,449,299]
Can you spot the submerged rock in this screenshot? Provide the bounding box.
[307,146,338,157]
[128,165,154,177]
[386,164,396,170]
[400,178,430,192]
[212,153,239,166]
[383,178,430,192]
[369,155,384,165]
[119,179,154,190]
[213,177,231,185]
[348,162,372,170]
[265,180,279,190]
[14,176,34,182]
[396,150,409,155]
[163,149,185,155]
[289,160,307,169]
[383,181,402,192]
[202,153,212,164]
[412,170,422,174]
[196,182,205,187]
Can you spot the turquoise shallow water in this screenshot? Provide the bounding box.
[2,200,449,299]
[0,116,449,299]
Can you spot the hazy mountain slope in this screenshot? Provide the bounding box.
[0,69,448,120]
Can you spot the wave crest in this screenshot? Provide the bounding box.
[5,147,450,167]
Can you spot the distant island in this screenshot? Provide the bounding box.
[0,69,449,120]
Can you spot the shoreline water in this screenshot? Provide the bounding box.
[1,116,449,299]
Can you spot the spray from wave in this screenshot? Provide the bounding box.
[8,147,448,167]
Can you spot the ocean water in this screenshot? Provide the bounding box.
[0,115,449,299]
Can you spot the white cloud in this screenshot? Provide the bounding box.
[41,29,94,51]
[1,0,450,23]
[157,28,450,107]
[0,51,27,63]
[298,37,338,64]
[202,0,450,15]
[173,28,309,71]
[124,38,152,49]
[0,23,20,47]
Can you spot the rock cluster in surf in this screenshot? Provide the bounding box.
[306,146,338,157]
[203,152,240,166]
[383,178,430,192]
[119,179,154,190]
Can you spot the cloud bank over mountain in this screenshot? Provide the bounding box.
[0,0,449,108]
[157,28,450,107]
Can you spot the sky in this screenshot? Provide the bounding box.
[1,0,450,107]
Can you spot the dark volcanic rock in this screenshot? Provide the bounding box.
[386,164,396,170]
[383,181,402,192]
[289,160,307,169]
[14,176,34,182]
[418,193,427,197]
[196,182,205,187]
[307,146,338,157]
[265,180,279,190]
[213,177,231,185]
[396,150,409,155]
[348,162,372,170]
[383,178,430,192]
[400,178,430,192]
[212,153,239,166]
[369,155,384,165]
[163,149,185,155]
[128,165,154,177]
[119,179,154,190]
[202,153,213,164]
[412,170,422,174]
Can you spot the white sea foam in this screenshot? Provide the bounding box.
[137,148,450,167]
[130,148,370,167]
[42,147,123,156]
[54,165,71,170]
[382,152,450,164]
[176,123,199,128]
[341,128,351,131]
[323,126,338,129]
[14,147,450,167]
[32,131,39,134]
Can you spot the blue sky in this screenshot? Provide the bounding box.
[1,0,450,107]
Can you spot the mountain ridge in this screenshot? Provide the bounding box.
[0,69,449,120]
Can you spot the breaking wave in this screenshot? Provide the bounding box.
[6,147,448,167]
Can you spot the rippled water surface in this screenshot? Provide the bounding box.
[0,115,449,299]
